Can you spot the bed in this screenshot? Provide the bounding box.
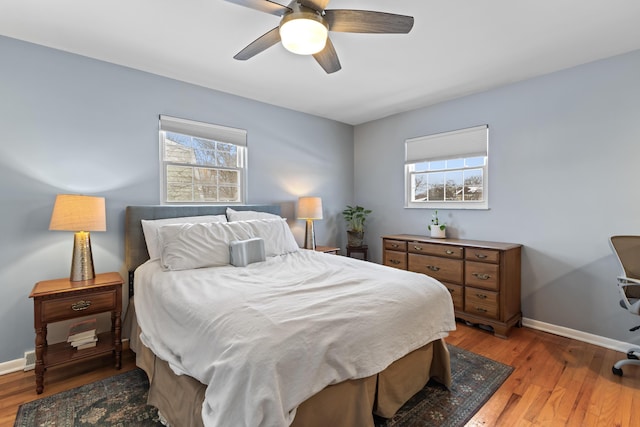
[124,205,456,427]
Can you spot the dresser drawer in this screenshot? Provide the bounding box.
[465,287,499,319]
[465,248,500,264]
[41,290,117,323]
[384,250,407,269]
[465,261,500,291]
[443,282,464,311]
[384,239,407,252]
[408,242,463,259]
[408,254,463,283]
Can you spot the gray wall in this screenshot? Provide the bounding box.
[0,36,353,363]
[354,49,640,343]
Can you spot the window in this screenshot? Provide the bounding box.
[159,115,247,204]
[405,125,488,209]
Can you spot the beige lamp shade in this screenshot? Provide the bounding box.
[49,194,106,282]
[297,197,323,220]
[49,194,106,232]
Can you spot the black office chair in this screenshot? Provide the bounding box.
[610,235,640,376]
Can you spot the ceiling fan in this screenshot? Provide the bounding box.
[226,0,414,74]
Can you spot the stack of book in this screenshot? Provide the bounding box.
[67,318,97,350]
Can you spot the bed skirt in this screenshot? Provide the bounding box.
[127,302,451,427]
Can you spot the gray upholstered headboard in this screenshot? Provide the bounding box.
[125,204,281,295]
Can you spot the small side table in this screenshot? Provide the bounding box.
[315,246,340,255]
[347,245,368,261]
[29,272,123,394]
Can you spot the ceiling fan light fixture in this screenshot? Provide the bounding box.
[279,13,328,55]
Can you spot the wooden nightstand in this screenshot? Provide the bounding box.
[315,246,340,255]
[29,272,123,394]
[347,245,368,260]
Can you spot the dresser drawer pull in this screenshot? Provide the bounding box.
[413,245,423,251]
[475,293,487,299]
[472,273,491,280]
[474,253,488,259]
[389,259,400,265]
[426,265,440,272]
[71,300,92,311]
[391,243,399,248]
[475,307,488,313]
[445,249,454,255]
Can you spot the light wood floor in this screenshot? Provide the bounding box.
[1,323,639,426]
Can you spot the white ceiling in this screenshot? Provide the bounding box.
[2,0,640,125]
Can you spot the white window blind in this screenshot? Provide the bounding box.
[160,115,247,146]
[405,125,488,163]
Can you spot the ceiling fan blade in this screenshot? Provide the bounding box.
[234,27,281,60]
[225,0,291,16]
[313,37,341,74]
[324,10,414,33]
[299,0,331,12]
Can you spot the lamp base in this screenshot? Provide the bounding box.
[303,219,316,250]
[71,231,96,282]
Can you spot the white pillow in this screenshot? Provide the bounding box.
[141,215,227,260]
[226,218,299,257]
[158,222,251,271]
[226,207,281,221]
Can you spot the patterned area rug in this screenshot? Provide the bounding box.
[15,345,512,427]
[375,345,513,427]
[15,369,159,426]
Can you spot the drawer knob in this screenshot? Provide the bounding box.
[445,250,454,255]
[389,259,400,265]
[475,293,487,299]
[472,273,491,280]
[71,300,92,311]
[475,307,488,313]
[391,243,399,248]
[474,253,488,259]
[427,265,440,272]
[414,246,423,251]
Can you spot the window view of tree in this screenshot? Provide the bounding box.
[410,157,485,203]
[163,132,242,203]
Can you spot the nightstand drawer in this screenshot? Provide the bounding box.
[465,261,500,290]
[384,250,407,269]
[41,290,117,322]
[465,287,499,319]
[408,242,463,259]
[408,254,463,283]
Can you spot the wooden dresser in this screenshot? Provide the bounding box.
[382,234,522,338]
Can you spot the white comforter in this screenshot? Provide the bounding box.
[134,250,456,427]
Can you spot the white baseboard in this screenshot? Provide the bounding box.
[522,317,636,353]
[0,338,130,376]
[0,358,26,376]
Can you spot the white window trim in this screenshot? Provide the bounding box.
[404,125,489,210]
[159,115,248,205]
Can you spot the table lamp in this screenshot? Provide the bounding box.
[49,194,106,282]
[297,196,323,250]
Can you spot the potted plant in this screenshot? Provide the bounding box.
[428,210,446,238]
[342,205,372,247]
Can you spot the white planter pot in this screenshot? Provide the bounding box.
[430,225,446,239]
